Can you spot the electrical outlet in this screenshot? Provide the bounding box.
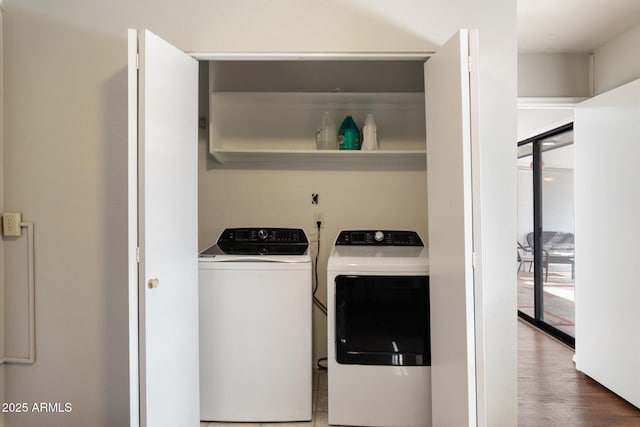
[2,212,22,237]
[313,212,324,228]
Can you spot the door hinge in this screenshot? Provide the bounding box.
[136,247,140,263]
[468,55,472,74]
[136,53,139,70]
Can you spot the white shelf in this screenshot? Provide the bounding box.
[212,91,425,107]
[210,148,426,168]
[194,52,432,61]
[209,70,426,170]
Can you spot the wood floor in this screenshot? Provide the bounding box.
[518,270,575,337]
[519,320,640,426]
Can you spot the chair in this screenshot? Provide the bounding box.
[525,232,574,281]
[517,241,534,272]
[517,241,549,282]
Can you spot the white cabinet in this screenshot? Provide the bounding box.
[206,56,430,168]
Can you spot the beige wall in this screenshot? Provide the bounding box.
[518,53,591,97]
[198,161,429,364]
[0,3,5,425]
[1,0,516,426]
[517,23,640,140]
[517,21,640,132]
[516,53,587,144]
[518,22,640,100]
[593,22,640,95]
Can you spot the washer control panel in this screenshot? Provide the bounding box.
[335,230,423,246]
[219,227,307,244]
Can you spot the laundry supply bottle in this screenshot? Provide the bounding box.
[316,112,338,150]
[338,115,361,150]
[361,114,379,150]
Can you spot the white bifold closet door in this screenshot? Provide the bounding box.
[425,29,482,427]
[128,29,200,427]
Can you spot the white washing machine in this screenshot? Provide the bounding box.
[199,227,312,422]
[327,230,431,427]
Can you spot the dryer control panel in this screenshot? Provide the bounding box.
[335,230,423,246]
[219,227,307,244]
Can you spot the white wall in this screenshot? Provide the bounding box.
[593,23,640,95]
[517,108,574,141]
[1,0,517,426]
[471,4,518,425]
[574,78,640,408]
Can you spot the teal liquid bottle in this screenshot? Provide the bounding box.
[338,115,361,150]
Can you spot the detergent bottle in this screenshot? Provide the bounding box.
[316,112,338,150]
[338,115,361,150]
[361,114,379,150]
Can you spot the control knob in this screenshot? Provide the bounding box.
[257,229,269,240]
[374,231,385,242]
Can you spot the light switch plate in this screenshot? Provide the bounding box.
[2,212,22,237]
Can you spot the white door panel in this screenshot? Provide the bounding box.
[129,29,200,427]
[425,29,478,427]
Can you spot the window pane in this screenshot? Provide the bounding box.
[517,145,535,319]
[541,141,575,336]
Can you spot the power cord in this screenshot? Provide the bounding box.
[312,220,327,315]
[313,220,321,295]
[312,220,328,370]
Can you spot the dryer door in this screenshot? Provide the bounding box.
[335,275,430,366]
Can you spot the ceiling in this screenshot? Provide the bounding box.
[518,0,640,53]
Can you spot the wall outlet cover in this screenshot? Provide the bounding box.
[2,212,22,237]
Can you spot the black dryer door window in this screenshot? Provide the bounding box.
[335,275,430,366]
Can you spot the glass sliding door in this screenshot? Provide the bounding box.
[541,140,575,336]
[517,141,535,319]
[517,123,575,347]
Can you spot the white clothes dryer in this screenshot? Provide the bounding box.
[199,227,312,422]
[327,230,431,427]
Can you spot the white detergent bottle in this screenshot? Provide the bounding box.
[361,114,378,150]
